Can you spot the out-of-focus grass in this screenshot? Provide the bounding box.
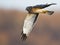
[0,9,60,45]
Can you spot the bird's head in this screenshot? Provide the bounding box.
[26,6,32,13]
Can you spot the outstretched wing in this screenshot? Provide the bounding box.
[21,13,39,40]
[26,3,56,13]
[33,3,56,9]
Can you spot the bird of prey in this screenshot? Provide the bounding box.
[26,3,56,15]
[21,3,56,40]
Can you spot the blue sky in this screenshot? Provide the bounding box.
[0,0,59,11]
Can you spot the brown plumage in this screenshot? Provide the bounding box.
[26,3,56,15]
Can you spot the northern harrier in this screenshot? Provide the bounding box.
[21,3,56,40]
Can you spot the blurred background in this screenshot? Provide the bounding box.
[0,0,60,45]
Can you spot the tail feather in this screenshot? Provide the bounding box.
[47,11,54,15]
[21,33,27,41]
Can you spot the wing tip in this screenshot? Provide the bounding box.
[51,3,57,5]
[21,33,27,41]
[47,11,54,15]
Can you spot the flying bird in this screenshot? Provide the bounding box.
[26,3,56,15]
[21,3,56,41]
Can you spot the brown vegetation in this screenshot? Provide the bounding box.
[0,9,60,45]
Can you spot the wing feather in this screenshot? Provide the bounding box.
[23,13,38,35]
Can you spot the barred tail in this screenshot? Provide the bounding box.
[21,31,27,41]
